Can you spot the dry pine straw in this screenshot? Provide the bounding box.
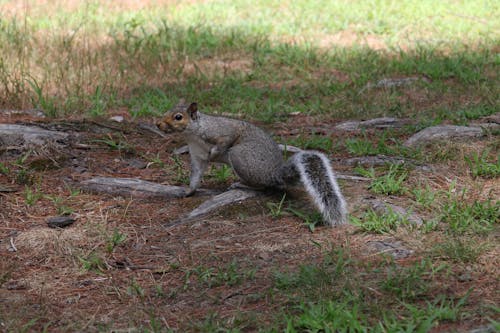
[0,114,499,330]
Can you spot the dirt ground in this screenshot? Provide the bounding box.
[0,110,498,332]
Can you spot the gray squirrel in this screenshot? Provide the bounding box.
[157,102,347,226]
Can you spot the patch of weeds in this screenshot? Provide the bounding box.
[465,150,500,179]
[450,104,497,125]
[23,185,43,206]
[382,294,468,332]
[93,134,135,155]
[169,155,189,184]
[431,237,487,263]
[153,284,165,298]
[27,77,58,117]
[79,252,107,274]
[489,315,500,332]
[423,142,463,163]
[190,260,252,289]
[106,229,127,253]
[0,162,10,175]
[213,260,246,287]
[146,311,167,333]
[209,164,234,183]
[45,195,73,215]
[19,318,40,333]
[274,247,352,298]
[420,219,440,233]
[88,85,114,117]
[350,208,407,234]
[287,207,323,232]
[127,278,145,299]
[353,165,375,178]
[285,296,369,332]
[283,281,466,332]
[13,151,31,167]
[274,264,333,295]
[142,153,165,168]
[13,151,36,185]
[267,193,287,219]
[65,185,81,197]
[369,164,408,195]
[193,265,216,289]
[411,182,437,209]
[346,136,377,156]
[15,168,35,185]
[380,259,447,301]
[345,131,408,157]
[285,134,333,151]
[190,311,246,333]
[440,197,499,234]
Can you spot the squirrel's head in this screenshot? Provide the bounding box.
[157,102,199,132]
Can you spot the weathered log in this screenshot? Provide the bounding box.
[79,177,217,198]
[164,188,261,228]
[370,200,423,226]
[341,155,411,167]
[0,124,68,148]
[404,125,484,147]
[335,117,413,131]
[366,239,414,259]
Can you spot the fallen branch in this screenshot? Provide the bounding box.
[164,188,261,229]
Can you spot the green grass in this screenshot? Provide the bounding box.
[440,198,499,234]
[23,185,43,206]
[270,247,467,332]
[431,237,488,263]
[380,259,446,301]
[411,183,438,209]
[182,260,255,290]
[350,208,408,234]
[285,134,334,152]
[465,150,500,179]
[106,229,128,254]
[345,131,414,157]
[368,164,409,196]
[0,1,497,119]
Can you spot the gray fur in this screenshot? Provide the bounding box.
[160,105,347,226]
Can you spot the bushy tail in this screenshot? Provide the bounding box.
[287,151,347,226]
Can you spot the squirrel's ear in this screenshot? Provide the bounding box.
[188,102,198,119]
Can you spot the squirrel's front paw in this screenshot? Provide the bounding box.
[184,188,196,197]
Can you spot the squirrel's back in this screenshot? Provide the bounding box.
[194,113,285,188]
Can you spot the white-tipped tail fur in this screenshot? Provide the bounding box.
[289,151,347,226]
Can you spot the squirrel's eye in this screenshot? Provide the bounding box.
[174,114,183,121]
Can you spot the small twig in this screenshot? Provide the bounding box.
[87,119,127,133]
[222,289,245,301]
[336,174,371,181]
[9,237,17,252]
[70,143,101,150]
[137,122,167,138]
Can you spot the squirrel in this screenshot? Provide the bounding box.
[157,102,347,226]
